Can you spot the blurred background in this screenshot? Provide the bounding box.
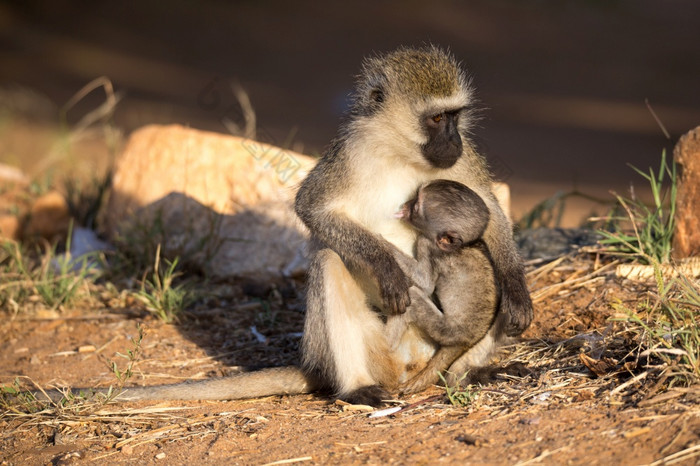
[1,0,699,226]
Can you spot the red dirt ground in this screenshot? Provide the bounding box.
[2,256,699,465]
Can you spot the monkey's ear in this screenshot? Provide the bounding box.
[370,88,384,103]
[436,232,462,252]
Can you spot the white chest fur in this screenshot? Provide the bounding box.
[338,154,428,256]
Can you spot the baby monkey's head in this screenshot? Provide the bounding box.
[396,180,490,253]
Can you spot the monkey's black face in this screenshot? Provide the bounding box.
[421,110,463,169]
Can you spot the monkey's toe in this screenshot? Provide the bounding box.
[342,385,390,407]
[399,379,431,396]
[447,363,531,387]
[503,305,534,337]
[500,362,532,378]
[445,367,495,387]
[399,370,441,395]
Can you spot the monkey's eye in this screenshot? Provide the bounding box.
[432,114,443,124]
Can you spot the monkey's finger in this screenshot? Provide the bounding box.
[388,295,408,315]
[379,280,410,314]
[383,289,410,315]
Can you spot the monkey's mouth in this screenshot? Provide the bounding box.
[421,133,462,169]
[432,153,461,169]
[421,146,462,169]
[394,205,409,219]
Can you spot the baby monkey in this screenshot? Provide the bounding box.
[387,179,501,391]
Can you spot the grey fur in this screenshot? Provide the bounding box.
[33,367,312,403]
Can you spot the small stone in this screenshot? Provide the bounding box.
[455,433,480,446]
[53,430,65,445]
[121,445,133,455]
[103,124,315,279]
[155,452,166,460]
[24,190,71,243]
[0,215,21,240]
[517,227,600,261]
[78,345,96,353]
[492,182,511,220]
[342,404,375,413]
[0,163,28,184]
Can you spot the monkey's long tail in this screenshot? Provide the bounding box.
[33,366,314,403]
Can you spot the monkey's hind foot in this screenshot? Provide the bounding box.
[398,370,441,396]
[342,385,390,407]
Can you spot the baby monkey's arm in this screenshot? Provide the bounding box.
[385,237,440,347]
[389,236,436,294]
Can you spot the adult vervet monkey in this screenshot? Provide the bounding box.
[294,45,532,406]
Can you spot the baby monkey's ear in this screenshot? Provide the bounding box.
[436,232,463,253]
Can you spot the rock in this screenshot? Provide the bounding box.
[0,163,29,185]
[492,182,511,220]
[517,228,601,261]
[672,126,700,259]
[0,164,29,240]
[51,227,113,273]
[103,124,316,278]
[24,190,71,243]
[0,215,21,240]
